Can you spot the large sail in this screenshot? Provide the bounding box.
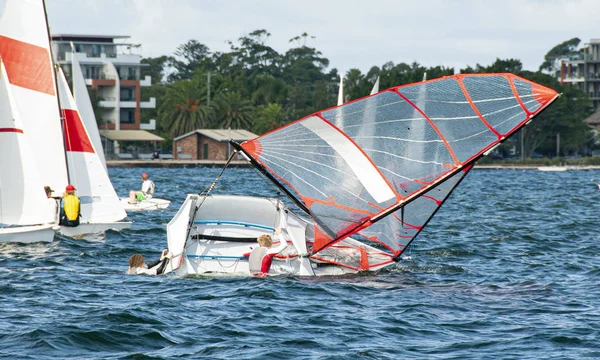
[239,73,558,254]
[57,68,126,223]
[0,58,54,225]
[0,0,69,193]
[70,42,107,171]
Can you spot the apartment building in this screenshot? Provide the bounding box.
[560,38,600,112]
[52,34,163,157]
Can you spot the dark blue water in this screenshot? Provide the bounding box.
[1,167,599,359]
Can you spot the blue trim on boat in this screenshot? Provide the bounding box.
[194,220,274,231]
[186,254,247,260]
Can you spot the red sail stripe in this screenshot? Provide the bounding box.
[0,127,24,133]
[62,109,94,153]
[0,36,55,96]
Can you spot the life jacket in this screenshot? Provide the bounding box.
[248,247,267,274]
[60,194,80,226]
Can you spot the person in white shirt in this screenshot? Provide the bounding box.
[44,186,59,224]
[128,172,155,204]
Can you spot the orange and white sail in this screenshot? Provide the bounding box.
[57,68,126,223]
[0,58,54,225]
[0,0,69,193]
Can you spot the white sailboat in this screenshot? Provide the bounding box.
[0,57,56,243]
[55,68,131,239]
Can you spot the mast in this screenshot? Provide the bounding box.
[42,0,71,184]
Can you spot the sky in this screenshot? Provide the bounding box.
[13,0,600,75]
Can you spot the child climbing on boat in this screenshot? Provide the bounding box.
[248,226,288,276]
[127,249,173,275]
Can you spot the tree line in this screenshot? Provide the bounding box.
[139,31,594,158]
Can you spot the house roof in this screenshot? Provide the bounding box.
[174,129,258,142]
[584,110,600,125]
[100,130,165,142]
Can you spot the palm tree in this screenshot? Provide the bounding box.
[214,91,254,129]
[159,76,213,137]
[252,103,288,134]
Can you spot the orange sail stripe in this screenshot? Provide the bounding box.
[394,89,460,165]
[507,75,531,116]
[531,82,557,105]
[62,109,95,153]
[456,76,501,138]
[0,36,55,96]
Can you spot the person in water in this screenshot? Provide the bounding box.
[128,172,155,204]
[127,249,173,275]
[248,226,288,276]
[59,184,80,227]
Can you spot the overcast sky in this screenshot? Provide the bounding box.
[13,0,600,74]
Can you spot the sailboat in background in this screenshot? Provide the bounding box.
[56,67,130,239]
[0,58,56,243]
[70,42,107,171]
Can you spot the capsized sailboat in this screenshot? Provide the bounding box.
[164,73,559,276]
[0,57,56,243]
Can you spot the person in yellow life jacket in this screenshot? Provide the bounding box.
[59,184,81,227]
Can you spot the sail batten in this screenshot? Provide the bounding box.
[241,73,558,255]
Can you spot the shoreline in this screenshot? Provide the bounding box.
[106,160,600,170]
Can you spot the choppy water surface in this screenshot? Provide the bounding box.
[1,167,599,359]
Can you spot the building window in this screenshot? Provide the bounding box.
[120,109,134,124]
[120,87,135,101]
[203,144,208,159]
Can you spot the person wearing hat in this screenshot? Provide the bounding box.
[128,172,155,204]
[43,186,59,224]
[59,184,81,227]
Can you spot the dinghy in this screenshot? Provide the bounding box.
[164,73,559,277]
[120,198,171,211]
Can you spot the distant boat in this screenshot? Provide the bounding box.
[537,166,568,172]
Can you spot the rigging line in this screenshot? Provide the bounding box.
[181,151,237,256]
[231,140,339,240]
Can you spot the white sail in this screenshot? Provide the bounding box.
[70,42,107,171]
[0,58,54,225]
[370,76,380,95]
[0,0,69,193]
[57,68,126,223]
[337,73,344,106]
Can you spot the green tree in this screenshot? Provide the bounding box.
[159,76,213,137]
[252,103,289,134]
[141,56,170,84]
[214,91,254,129]
[539,37,581,75]
[168,40,211,82]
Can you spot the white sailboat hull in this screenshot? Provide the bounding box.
[164,194,395,277]
[537,166,568,172]
[0,224,55,243]
[57,221,131,240]
[120,198,171,211]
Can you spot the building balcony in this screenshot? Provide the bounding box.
[140,97,156,109]
[140,75,152,87]
[140,119,156,131]
[120,101,137,108]
[563,76,585,83]
[99,98,117,108]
